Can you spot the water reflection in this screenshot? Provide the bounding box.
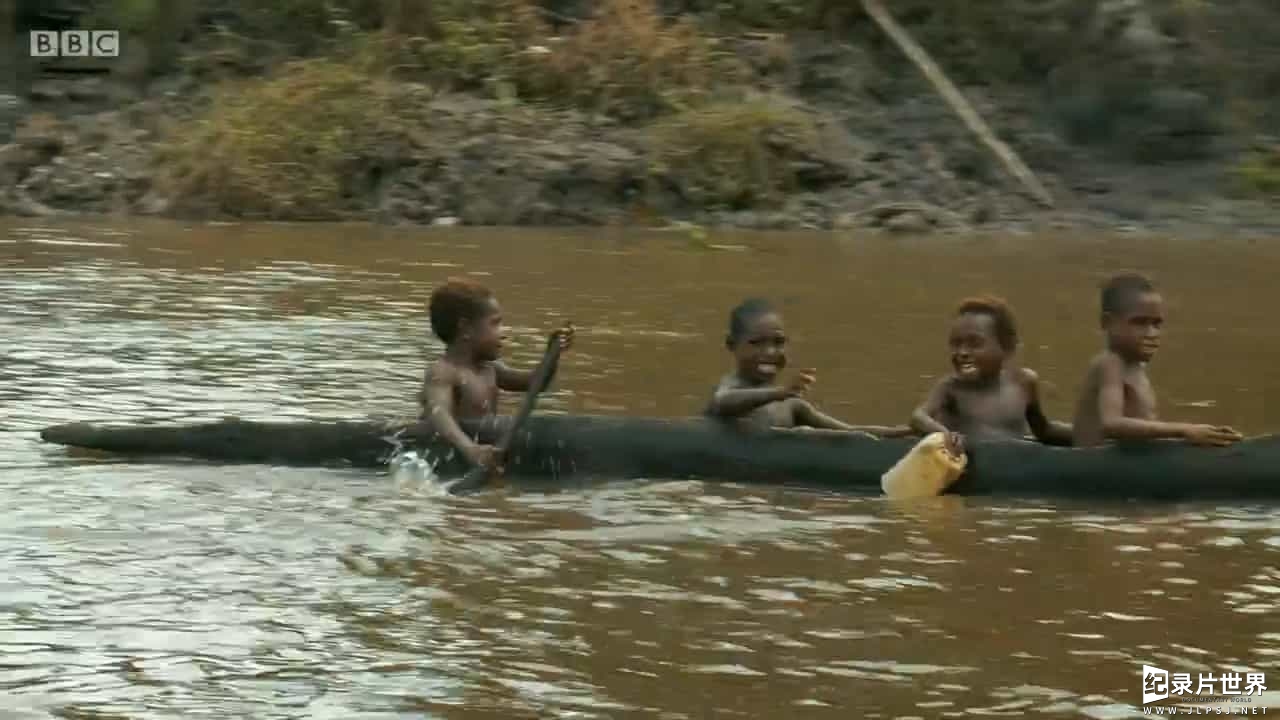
[2,219,1280,719]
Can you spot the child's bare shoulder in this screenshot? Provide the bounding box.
[425,356,463,384]
[714,373,747,392]
[1084,350,1127,378]
[931,373,961,395]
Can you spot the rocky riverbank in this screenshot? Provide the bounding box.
[3,3,1278,237]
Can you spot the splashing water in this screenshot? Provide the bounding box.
[381,423,435,491]
[383,418,490,497]
[389,448,433,488]
[384,420,478,496]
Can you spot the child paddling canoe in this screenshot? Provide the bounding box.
[418,277,574,475]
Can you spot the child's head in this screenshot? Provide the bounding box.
[429,277,504,360]
[1100,272,1163,362]
[725,298,786,384]
[949,295,1018,383]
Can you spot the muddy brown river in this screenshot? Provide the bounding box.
[3,218,1280,719]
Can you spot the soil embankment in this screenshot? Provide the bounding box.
[2,0,1278,236]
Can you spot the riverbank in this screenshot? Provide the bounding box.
[3,1,1279,237]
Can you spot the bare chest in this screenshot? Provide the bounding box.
[453,366,500,418]
[747,399,798,429]
[1123,369,1157,419]
[946,381,1030,436]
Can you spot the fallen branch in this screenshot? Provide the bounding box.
[861,0,1054,209]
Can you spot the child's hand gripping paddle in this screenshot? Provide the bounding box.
[449,326,570,495]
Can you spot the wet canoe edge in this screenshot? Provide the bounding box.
[38,414,1280,501]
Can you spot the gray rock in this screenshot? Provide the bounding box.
[135,191,171,215]
[832,211,862,230]
[10,189,61,217]
[885,210,932,234]
[65,78,110,104]
[27,82,67,103]
[442,133,644,227]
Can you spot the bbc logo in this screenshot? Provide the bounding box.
[29,31,120,58]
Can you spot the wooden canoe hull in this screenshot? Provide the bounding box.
[38,414,1280,500]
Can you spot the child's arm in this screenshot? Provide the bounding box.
[708,384,791,417]
[792,401,910,437]
[495,326,574,393]
[708,370,812,418]
[1094,356,1241,446]
[793,401,856,431]
[421,365,498,469]
[1022,369,1074,446]
[910,378,953,435]
[854,424,918,438]
[495,361,554,393]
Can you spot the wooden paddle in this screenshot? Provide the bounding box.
[449,326,569,495]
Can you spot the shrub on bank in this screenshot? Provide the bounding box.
[369,0,545,92]
[525,0,731,120]
[181,0,720,120]
[1232,146,1280,199]
[144,0,1280,219]
[647,95,821,208]
[158,58,403,219]
[372,0,731,120]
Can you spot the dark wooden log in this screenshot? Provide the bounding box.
[38,414,1280,501]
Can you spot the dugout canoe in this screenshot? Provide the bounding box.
[38,414,1280,500]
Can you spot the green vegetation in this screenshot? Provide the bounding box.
[522,0,729,120]
[62,0,1276,217]
[158,58,404,219]
[648,96,820,208]
[81,0,198,75]
[1233,146,1280,199]
[156,0,750,215]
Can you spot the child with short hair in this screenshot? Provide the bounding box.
[706,298,909,436]
[910,295,1072,446]
[1071,273,1241,447]
[418,277,574,473]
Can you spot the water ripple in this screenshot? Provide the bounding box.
[4,220,1280,718]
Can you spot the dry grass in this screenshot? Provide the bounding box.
[647,94,820,208]
[158,58,403,219]
[149,0,1280,218]
[526,0,731,119]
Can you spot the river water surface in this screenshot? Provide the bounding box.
[3,219,1280,719]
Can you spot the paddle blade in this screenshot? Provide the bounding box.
[448,466,491,495]
[881,432,968,499]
